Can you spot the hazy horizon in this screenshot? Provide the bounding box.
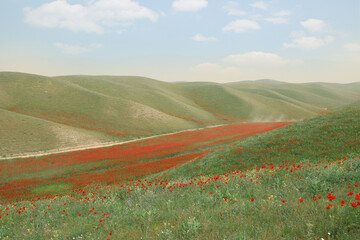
[2,71,360,85]
[1,0,359,83]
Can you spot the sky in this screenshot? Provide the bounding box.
[0,0,359,83]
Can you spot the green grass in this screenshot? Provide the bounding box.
[1,72,359,156]
[31,183,73,195]
[0,109,112,156]
[1,158,359,239]
[0,105,359,239]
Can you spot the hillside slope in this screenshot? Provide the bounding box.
[158,104,360,179]
[0,72,359,156]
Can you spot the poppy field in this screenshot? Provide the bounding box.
[0,105,359,239]
[0,121,291,202]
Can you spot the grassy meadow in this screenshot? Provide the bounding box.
[0,104,359,239]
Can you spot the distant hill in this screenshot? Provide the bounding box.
[347,81,360,89]
[0,72,359,156]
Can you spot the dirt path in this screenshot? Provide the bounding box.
[0,124,226,161]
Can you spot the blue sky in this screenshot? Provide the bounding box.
[0,0,359,83]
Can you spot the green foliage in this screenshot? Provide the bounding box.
[180,217,202,237]
[31,183,72,194]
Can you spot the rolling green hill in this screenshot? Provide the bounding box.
[0,72,359,156]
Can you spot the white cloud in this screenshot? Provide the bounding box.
[223,2,246,16]
[264,17,287,24]
[285,36,325,50]
[344,43,360,52]
[90,43,103,48]
[284,19,333,50]
[172,0,208,12]
[250,14,263,21]
[223,19,260,33]
[223,51,300,66]
[192,34,216,42]
[324,36,334,44]
[272,10,291,17]
[224,7,247,16]
[24,1,102,33]
[283,31,334,50]
[91,0,158,23]
[192,52,302,82]
[300,18,326,33]
[24,0,158,34]
[265,10,291,24]
[54,42,90,55]
[250,1,268,10]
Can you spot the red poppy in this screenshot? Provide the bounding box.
[355,194,360,200]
